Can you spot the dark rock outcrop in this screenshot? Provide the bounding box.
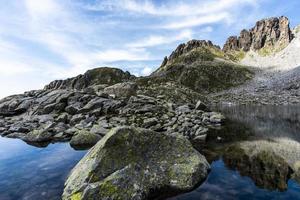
[0,68,225,147]
[160,40,221,68]
[44,67,135,90]
[223,16,293,52]
[62,127,210,200]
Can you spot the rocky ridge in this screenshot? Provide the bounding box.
[0,15,300,200]
[159,40,221,69]
[223,16,293,54]
[0,68,225,148]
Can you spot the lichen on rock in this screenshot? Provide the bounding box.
[62,126,210,200]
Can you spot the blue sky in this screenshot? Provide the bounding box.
[1,0,300,98]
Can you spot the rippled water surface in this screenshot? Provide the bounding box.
[1,105,300,200]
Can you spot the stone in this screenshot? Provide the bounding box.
[90,124,109,136]
[70,114,85,126]
[79,98,105,113]
[24,130,53,142]
[70,130,102,149]
[195,100,209,111]
[193,134,207,142]
[142,117,158,128]
[104,82,138,98]
[56,113,69,123]
[195,127,209,136]
[65,104,80,115]
[62,127,210,200]
[209,113,225,124]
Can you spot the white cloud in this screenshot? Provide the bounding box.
[0,0,266,98]
[127,29,194,48]
[162,12,231,29]
[87,0,258,17]
[141,67,153,76]
[25,0,60,16]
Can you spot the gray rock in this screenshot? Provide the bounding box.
[195,100,209,111]
[90,125,109,136]
[65,103,81,115]
[70,130,102,149]
[143,117,158,128]
[24,130,52,142]
[62,127,210,200]
[104,82,138,98]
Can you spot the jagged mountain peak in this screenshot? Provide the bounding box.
[159,40,221,69]
[223,16,293,54]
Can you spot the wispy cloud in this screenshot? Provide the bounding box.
[0,0,284,98]
[162,13,231,29]
[127,29,194,48]
[86,0,258,17]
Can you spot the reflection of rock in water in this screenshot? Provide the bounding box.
[224,143,293,191]
[217,105,300,142]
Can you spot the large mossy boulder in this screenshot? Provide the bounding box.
[62,126,210,200]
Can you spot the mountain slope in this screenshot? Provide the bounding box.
[151,40,253,94]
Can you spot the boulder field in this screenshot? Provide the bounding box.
[1,15,300,199]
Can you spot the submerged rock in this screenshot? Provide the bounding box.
[62,127,210,200]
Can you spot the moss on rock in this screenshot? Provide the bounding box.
[62,127,210,200]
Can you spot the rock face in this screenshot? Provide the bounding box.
[160,40,221,68]
[223,16,293,52]
[44,67,135,90]
[62,127,210,200]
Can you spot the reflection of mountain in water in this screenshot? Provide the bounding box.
[213,105,300,191]
[217,105,300,141]
[224,144,293,191]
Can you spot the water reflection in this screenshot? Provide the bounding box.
[0,137,86,200]
[1,105,300,200]
[217,104,300,141]
[169,159,300,200]
[174,105,300,199]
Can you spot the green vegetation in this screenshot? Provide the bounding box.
[226,50,246,61]
[160,46,225,71]
[295,26,300,34]
[149,60,253,94]
[258,43,288,57]
[70,192,82,200]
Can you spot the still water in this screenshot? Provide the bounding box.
[0,138,86,200]
[1,105,300,200]
[171,105,300,200]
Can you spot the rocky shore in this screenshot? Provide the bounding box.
[1,16,300,199]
